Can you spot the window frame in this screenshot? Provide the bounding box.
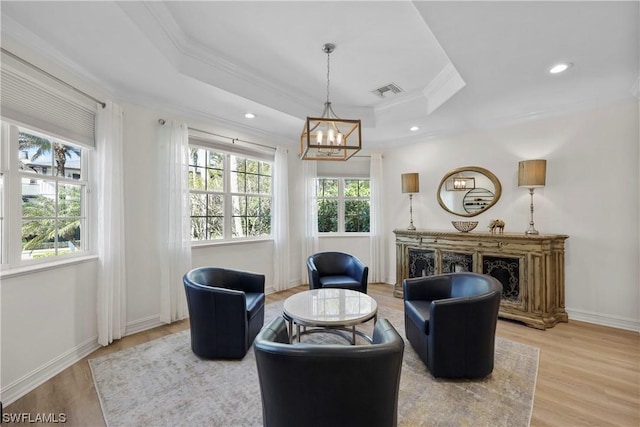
[188,140,274,244]
[1,121,91,269]
[315,177,371,235]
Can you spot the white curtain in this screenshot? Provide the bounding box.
[369,153,386,283]
[158,120,191,324]
[301,160,319,284]
[96,101,126,346]
[273,146,290,292]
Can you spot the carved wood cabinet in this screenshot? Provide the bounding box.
[393,229,569,329]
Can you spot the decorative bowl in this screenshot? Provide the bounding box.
[451,221,478,232]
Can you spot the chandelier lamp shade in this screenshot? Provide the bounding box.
[518,159,547,235]
[300,43,362,161]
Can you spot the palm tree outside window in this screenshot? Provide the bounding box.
[16,126,86,260]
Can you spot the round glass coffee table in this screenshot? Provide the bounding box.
[283,288,378,345]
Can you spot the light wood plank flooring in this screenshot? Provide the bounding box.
[5,284,639,427]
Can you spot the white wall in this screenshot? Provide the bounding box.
[382,101,640,330]
[1,260,99,402]
[120,103,163,330]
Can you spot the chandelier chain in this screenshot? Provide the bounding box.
[326,49,331,104]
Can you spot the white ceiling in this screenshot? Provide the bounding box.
[1,1,638,149]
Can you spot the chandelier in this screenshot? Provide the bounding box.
[300,43,362,161]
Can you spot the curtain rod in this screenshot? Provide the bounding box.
[158,119,275,151]
[1,47,106,108]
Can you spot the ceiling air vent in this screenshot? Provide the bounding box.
[371,82,404,98]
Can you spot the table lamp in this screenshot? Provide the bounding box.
[401,173,420,230]
[518,159,546,235]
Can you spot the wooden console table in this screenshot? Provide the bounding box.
[393,229,569,329]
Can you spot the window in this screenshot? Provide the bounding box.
[188,144,272,242]
[316,178,370,233]
[1,123,88,264]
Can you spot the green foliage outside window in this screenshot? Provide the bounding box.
[231,157,271,238]
[316,178,370,233]
[18,130,84,259]
[318,199,338,232]
[189,147,272,240]
[22,181,83,254]
[344,179,370,232]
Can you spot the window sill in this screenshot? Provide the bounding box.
[318,233,371,238]
[0,254,99,279]
[191,237,274,249]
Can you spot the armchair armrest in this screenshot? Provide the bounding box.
[429,291,501,342]
[306,257,321,289]
[372,318,405,349]
[186,283,248,323]
[254,316,290,346]
[403,276,452,301]
[347,257,368,284]
[234,271,265,294]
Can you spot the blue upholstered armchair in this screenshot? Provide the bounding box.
[254,316,404,427]
[306,251,369,293]
[403,272,502,378]
[183,267,265,359]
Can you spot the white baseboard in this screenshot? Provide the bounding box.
[566,308,640,332]
[2,315,169,406]
[1,337,100,406]
[125,314,164,336]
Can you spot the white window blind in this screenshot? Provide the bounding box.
[317,156,370,177]
[0,67,96,147]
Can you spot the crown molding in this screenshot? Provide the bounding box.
[123,2,322,119]
[423,62,466,115]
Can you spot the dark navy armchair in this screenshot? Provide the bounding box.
[254,316,404,427]
[306,251,369,293]
[403,272,502,378]
[183,267,265,359]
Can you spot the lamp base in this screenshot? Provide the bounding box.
[407,194,416,231]
[525,222,539,235]
[525,188,539,235]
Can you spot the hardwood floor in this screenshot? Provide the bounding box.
[5,284,639,427]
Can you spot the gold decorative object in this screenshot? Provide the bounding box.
[437,166,502,218]
[451,221,478,232]
[488,219,505,234]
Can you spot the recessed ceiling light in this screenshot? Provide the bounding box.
[244,112,256,119]
[548,62,573,74]
[410,126,420,132]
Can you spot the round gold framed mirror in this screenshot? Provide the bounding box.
[437,166,502,217]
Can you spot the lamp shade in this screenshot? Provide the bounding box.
[401,173,420,193]
[518,160,546,188]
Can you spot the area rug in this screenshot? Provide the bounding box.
[89,300,539,427]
